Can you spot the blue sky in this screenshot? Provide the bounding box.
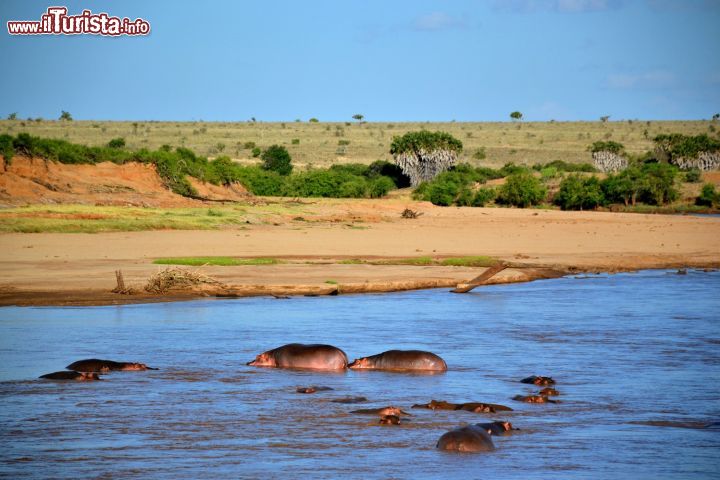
[1,0,718,121]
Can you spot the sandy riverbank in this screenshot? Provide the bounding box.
[1,200,719,306]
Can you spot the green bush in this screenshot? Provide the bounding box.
[589,140,624,154]
[209,156,240,185]
[696,183,719,207]
[251,147,261,158]
[368,176,395,198]
[554,175,605,210]
[329,163,369,177]
[496,172,547,207]
[107,137,126,149]
[243,141,256,149]
[684,168,702,183]
[261,145,292,176]
[338,179,368,198]
[291,138,300,145]
[0,134,14,166]
[234,166,285,196]
[602,163,678,206]
[639,163,678,205]
[428,179,460,206]
[654,133,720,160]
[472,187,496,206]
[533,160,596,173]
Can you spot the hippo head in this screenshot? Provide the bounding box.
[497,421,513,432]
[379,415,401,425]
[123,362,157,371]
[80,372,101,381]
[347,357,370,369]
[247,352,275,367]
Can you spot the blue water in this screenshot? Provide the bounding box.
[0,270,719,479]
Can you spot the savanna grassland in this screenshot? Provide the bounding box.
[1,119,715,167]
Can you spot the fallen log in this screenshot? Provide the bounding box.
[451,263,508,293]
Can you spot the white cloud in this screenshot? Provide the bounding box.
[412,12,466,31]
[605,70,676,89]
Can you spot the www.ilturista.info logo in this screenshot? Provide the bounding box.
[7,6,150,36]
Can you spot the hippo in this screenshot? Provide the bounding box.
[247,343,348,370]
[513,395,559,404]
[436,424,496,453]
[348,350,447,372]
[412,400,513,413]
[67,359,158,373]
[351,406,411,417]
[476,421,517,436]
[40,371,101,381]
[379,415,401,425]
[296,386,334,394]
[538,387,559,396]
[331,396,369,404]
[520,375,555,386]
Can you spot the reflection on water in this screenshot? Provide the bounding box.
[0,270,719,479]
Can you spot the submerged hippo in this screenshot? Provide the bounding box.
[538,387,560,396]
[247,343,348,370]
[520,375,555,386]
[351,406,411,417]
[513,394,559,404]
[348,350,447,372]
[67,359,158,373]
[412,399,513,413]
[436,424,496,453]
[40,371,101,381]
[296,386,334,394]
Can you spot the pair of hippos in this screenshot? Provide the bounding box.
[246,343,447,371]
[512,376,561,404]
[39,359,157,381]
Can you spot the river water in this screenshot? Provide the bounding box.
[0,270,718,479]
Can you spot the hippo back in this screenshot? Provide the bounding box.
[437,425,496,452]
[368,350,447,371]
[272,343,348,370]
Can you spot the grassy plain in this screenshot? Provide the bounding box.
[1,119,715,167]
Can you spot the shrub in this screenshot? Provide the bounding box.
[498,162,530,177]
[261,145,292,175]
[107,137,126,149]
[696,183,719,207]
[472,147,486,160]
[234,166,285,196]
[330,163,369,177]
[251,147,261,158]
[496,172,547,207]
[428,179,460,206]
[338,179,368,198]
[589,140,625,155]
[554,175,605,210]
[209,156,240,185]
[309,118,319,123]
[59,110,73,121]
[684,168,702,183]
[243,141,256,149]
[533,160,596,173]
[291,138,300,145]
[368,176,395,198]
[0,134,14,167]
[472,187,496,206]
[640,163,678,205]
